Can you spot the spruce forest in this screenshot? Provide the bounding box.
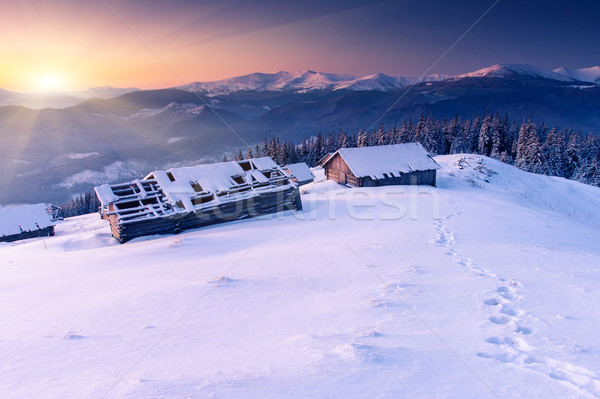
[234,112,600,187]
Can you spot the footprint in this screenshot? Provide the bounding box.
[489,316,512,325]
[497,286,517,300]
[485,336,507,345]
[515,325,533,335]
[62,334,86,340]
[476,352,516,364]
[500,305,522,317]
[360,330,383,338]
[524,355,540,364]
[484,298,500,306]
[369,298,393,308]
[485,336,531,351]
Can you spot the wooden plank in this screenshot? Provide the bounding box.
[0,226,55,242]
[108,187,302,243]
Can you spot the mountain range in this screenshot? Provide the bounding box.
[3,64,599,109]
[175,64,600,95]
[1,63,599,205]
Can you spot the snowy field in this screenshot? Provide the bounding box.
[1,155,599,399]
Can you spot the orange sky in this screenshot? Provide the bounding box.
[2,0,598,93]
[1,0,393,92]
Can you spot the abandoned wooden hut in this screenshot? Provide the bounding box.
[283,162,315,186]
[94,157,303,243]
[322,143,441,187]
[0,203,56,242]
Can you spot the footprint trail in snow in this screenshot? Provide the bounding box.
[434,196,600,398]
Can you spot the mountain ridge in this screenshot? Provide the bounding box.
[176,64,598,96]
[2,64,598,109]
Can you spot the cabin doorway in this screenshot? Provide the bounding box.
[338,172,347,185]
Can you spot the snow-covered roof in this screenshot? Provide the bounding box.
[95,157,296,224]
[144,158,280,213]
[284,163,315,183]
[95,184,119,206]
[327,143,440,179]
[0,203,54,237]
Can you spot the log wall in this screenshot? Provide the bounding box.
[360,170,437,187]
[0,226,55,243]
[110,187,302,243]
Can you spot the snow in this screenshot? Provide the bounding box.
[0,203,54,237]
[58,161,144,188]
[167,136,186,144]
[177,71,358,95]
[67,152,99,160]
[155,158,275,195]
[248,157,279,171]
[176,70,452,95]
[175,65,592,96]
[95,184,119,206]
[459,64,575,82]
[553,66,600,84]
[333,73,408,91]
[144,157,289,214]
[436,155,600,227]
[284,163,315,183]
[1,156,600,398]
[331,143,440,179]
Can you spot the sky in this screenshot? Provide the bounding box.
[1,0,599,92]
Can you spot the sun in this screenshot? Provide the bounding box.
[33,73,66,92]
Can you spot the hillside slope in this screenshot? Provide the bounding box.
[0,156,599,398]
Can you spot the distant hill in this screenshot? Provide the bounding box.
[0,63,599,205]
[0,86,140,109]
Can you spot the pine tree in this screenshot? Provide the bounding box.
[235,149,244,161]
[478,113,493,156]
[261,138,268,158]
[565,132,580,178]
[375,123,386,146]
[515,119,545,173]
[338,130,349,148]
[489,113,509,160]
[399,121,412,143]
[543,127,567,177]
[357,130,368,147]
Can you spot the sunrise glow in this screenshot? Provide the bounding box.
[32,73,65,92]
[0,1,598,92]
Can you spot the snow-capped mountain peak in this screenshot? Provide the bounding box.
[334,73,406,91]
[177,63,599,96]
[459,63,575,82]
[177,70,455,95]
[177,70,362,95]
[553,66,600,84]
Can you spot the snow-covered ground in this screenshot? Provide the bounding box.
[1,155,599,399]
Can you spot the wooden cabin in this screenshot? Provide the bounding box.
[283,162,315,186]
[94,157,303,243]
[0,203,56,242]
[322,143,441,187]
[318,152,334,166]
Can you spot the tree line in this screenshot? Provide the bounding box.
[62,110,600,218]
[61,191,101,218]
[231,111,600,187]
